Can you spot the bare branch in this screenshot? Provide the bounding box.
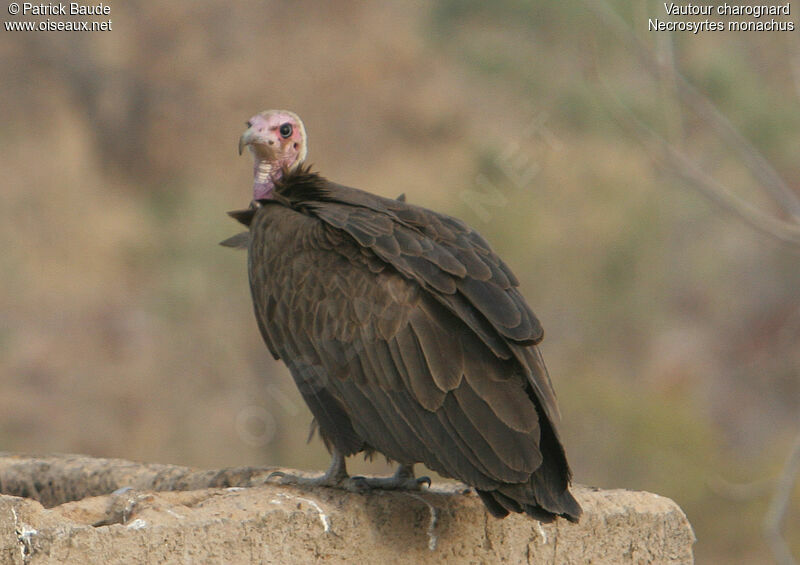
[582,4,800,563]
[585,0,800,223]
[598,81,800,246]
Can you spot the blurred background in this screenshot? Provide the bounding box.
[2,1,799,562]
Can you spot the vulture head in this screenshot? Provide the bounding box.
[239,109,308,200]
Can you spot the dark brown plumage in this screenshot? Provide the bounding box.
[225,110,581,522]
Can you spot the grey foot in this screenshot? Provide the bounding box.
[268,448,349,488]
[350,464,431,493]
[268,459,430,493]
[268,470,349,488]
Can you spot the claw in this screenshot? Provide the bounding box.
[342,466,430,492]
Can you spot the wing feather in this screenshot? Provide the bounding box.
[389,329,446,411]
[242,174,580,521]
[408,309,462,392]
[300,182,545,348]
[452,380,542,473]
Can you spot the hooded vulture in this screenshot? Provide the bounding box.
[222,109,581,522]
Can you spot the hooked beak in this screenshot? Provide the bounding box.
[238,127,276,160]
[238,129,254,156]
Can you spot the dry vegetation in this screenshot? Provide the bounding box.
[1,1,799,563]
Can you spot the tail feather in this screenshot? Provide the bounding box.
[476,404,582,522]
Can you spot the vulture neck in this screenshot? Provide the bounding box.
[253,160,312,200]
[252,160,281,200]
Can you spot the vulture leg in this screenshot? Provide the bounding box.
[350,464,431,492]
[269,448,350,488]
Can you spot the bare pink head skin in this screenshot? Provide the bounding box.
[239,110,308,200]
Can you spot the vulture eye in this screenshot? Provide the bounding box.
[245,120,253,128]
[279,123,293,138]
